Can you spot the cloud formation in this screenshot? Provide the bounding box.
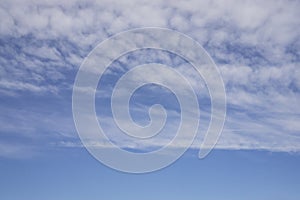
[0,0,299,156]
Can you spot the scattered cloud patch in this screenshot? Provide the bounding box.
[0,0,299,157]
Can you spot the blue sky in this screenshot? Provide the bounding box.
[0,0,300,199]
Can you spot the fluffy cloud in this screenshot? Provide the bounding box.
[0,0,299,155]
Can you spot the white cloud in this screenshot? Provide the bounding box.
[0,0,299,156]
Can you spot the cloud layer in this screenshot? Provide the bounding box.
[0,0,299,157]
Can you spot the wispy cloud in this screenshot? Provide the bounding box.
[0,0,299,157]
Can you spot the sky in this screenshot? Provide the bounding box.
[0,0,300,199]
